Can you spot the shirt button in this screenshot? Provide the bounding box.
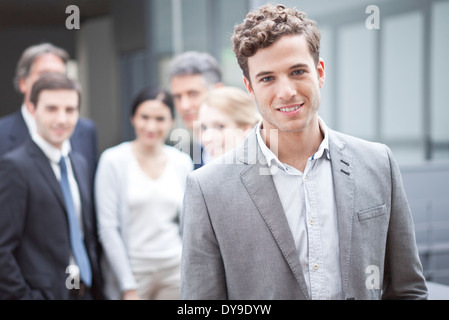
[309,219,314,225]
[313,263,319,270]
[304,176,308,182]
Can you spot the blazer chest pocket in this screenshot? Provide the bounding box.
[357,203,387,222]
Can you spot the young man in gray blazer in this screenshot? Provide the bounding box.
[180,4,428,300]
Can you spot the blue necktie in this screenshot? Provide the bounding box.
[59,156,92,287]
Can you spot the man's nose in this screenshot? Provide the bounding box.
[56,110,68,123]
[178,96,193,112]
[277,77,297,101]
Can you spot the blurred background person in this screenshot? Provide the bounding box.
[167,51,223,169]
[0,43,98,185]
[198,86,260,161]
[94,85,193,300]
[0,72,104,300]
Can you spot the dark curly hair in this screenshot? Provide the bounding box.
[232,4,321,82]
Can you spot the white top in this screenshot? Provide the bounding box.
[127,151,184,273]
[95,141,193,299]
[256,117,342,300]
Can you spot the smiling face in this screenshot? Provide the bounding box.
[131,99,174,148]
[244,35,325,135]
[30,89,79,149]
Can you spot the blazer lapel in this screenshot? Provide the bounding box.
[328,130,355,297]
[27,139,66,210]
[238,130,310,299]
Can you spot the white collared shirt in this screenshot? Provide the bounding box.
[31,132,83,232]
[256,117,342,300]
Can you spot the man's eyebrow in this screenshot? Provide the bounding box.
[255,71,273,79]
[255,64,311,79]
[290,63,310,70]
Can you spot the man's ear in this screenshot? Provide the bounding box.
[19,77,27,95]
[28,102,36,117]
[317,58,325,89]
[243,76,254,99]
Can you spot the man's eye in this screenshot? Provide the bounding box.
[292,70,304,76]
[261,76,273,82]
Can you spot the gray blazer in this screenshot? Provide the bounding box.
[180,128,428,300]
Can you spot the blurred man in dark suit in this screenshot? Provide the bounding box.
[0,42,98,183]
[0,73,104,300]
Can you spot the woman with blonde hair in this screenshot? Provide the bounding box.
[198,86,260,160]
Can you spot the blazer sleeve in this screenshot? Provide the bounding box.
[0,156,44,299]
[382,145,428,299]
[180,172,227,299]
[94,150,137,294]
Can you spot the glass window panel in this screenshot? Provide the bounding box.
[433,149,449,163]
[431,1,449,142]
[338,23,376,140]
[218,0,248,89]
[381,11,423,140]
[389,145,424,166]
[152,0,173,55]
[182,0,208,52]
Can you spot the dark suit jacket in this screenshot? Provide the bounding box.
[0,110,98,184]
[0,138,104,299]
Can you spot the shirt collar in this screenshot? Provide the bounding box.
[256,120,281,169]
[21,104,36,135]
[314,117,331,161]
[256,116,331,170]
[31,131,71,165]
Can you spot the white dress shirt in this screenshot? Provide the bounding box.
[31,132,83,273]
[256,117,343,299]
